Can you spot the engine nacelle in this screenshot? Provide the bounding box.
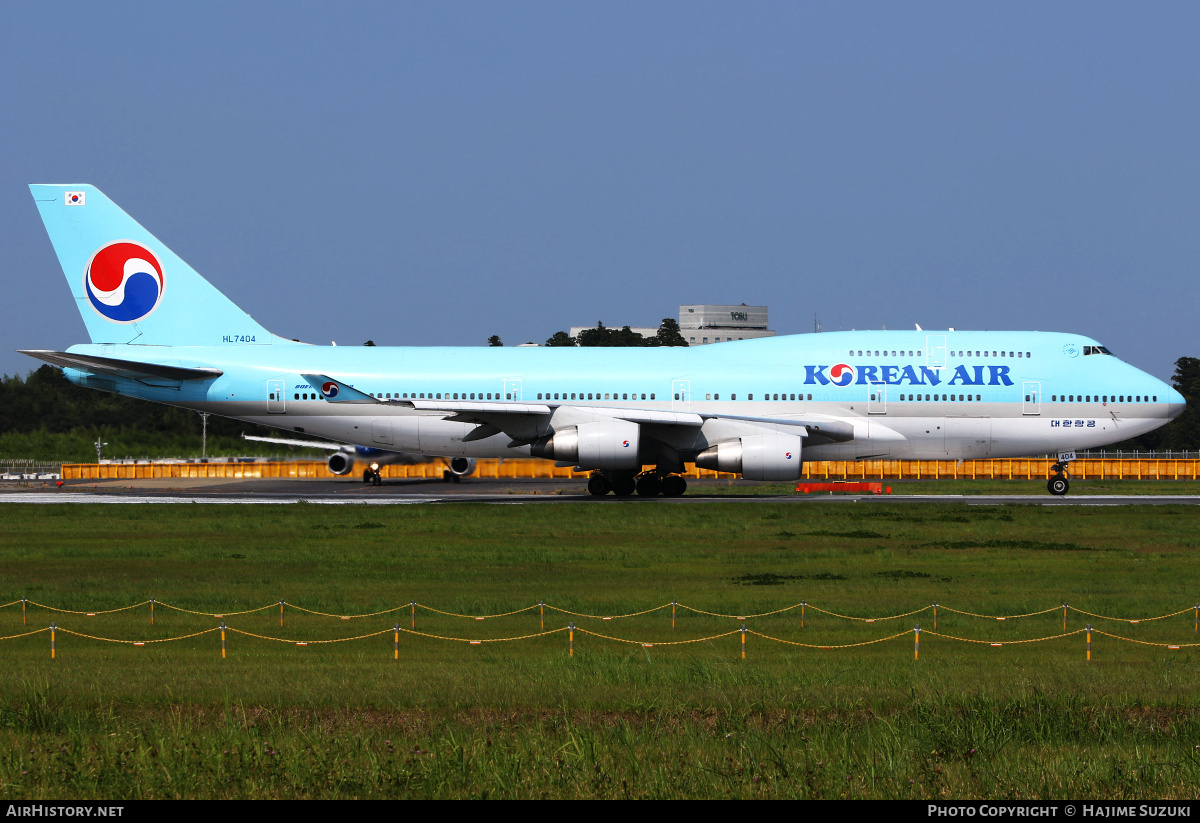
[447,457,476,477]
[695,434,803,481]
[531,420,641,471]
[327,452,353,475]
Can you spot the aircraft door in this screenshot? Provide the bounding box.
[671,379,691,410]
[868,382,887,414]
[371,418,394,446]
[925,335,947,369]
[267,379,286,414]
[1022,381,1041,415]
[503,379,522,401]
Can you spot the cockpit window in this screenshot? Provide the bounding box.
[1083,345,1113,356]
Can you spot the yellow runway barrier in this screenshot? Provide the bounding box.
[60,457,1200,482]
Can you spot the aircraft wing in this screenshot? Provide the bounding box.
[397,399,854,444]
[20,350,223,382]
[241,434,346,451]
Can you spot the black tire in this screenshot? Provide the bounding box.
[635,475,662,496]
[442,470,452,482]
[362,470,373,484]
[587,476,611,497]
[661,475,687,497]
[611,475,637,497]
[373,473,382,487]
[1047,476,1069,496]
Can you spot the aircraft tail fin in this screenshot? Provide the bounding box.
[29,184,282,347]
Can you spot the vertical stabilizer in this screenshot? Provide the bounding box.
[29,184,281,347]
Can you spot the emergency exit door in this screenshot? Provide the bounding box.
[266,380,286,413]
[1022,381,1041,415]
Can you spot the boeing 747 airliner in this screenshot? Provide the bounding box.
[23,185,1185,496]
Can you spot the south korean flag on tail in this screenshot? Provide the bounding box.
[64,191,86,206]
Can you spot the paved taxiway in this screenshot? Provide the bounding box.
[0,477,1197,505]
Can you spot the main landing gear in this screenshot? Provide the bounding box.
[1047,460,1070,496]
[442,470,462,483]
[588,470,687,498]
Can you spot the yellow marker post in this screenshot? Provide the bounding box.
[672,599,676,630]
[220,622,226,660]
[280,600,285,628]
[1063,603,1068,632]
[1086,624,1091,662]
[393,624,399,660]
[740,623,746,660]
[914,624,921,660]
[1195,604,1198,634]
[540,601,544,631]
[410,601,416,631]
[150,598,155,626]
[801,600,806,629]
[50,623,56,660]
[932,602,938,631]
[21,598,26,626]
[568,622,575,658]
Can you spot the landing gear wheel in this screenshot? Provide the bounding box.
[1047,475,1069,496]
[442,470,452,482]
[611,475,637,497]
[372,471,382,487]
[661,475,687,497]
[587,475,611,497]
[362,469,373,484]
[636,475,663,496]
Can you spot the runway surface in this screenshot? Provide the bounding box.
[1,477,1198,505]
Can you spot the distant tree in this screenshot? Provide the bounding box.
[487,335,503,347]
[651,318,688,347]
[1160,356,1199,451]
[575,322,614,347]
[545,331,575,347]
[612,326,648,347]
[576,322,653,347]
[363,340,376,346]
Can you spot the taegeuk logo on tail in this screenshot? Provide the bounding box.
[84,241,165,323]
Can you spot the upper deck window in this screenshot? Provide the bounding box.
[1083,345,1114,356]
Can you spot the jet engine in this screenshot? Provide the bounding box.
[447,457,476,477]
[327,451,354,475]
[531,419,641,471]
[695,433,803,481]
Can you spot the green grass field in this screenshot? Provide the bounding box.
[1,501,1199,799]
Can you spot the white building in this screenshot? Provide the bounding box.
[571,305,774,346]
[679,304,774,345]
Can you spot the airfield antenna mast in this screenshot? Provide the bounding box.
[199,412,210,460]
[93,436,107,463]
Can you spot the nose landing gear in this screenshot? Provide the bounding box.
[1047,458,1071,496]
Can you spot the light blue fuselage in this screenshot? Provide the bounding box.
[62,330,1182,462]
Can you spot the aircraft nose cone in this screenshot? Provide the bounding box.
[1167,386,1186,421]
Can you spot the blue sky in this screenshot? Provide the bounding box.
[3,2,1196,380]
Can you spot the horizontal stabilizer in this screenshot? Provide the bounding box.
[299,375,379,403]
[19,350,222,382]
